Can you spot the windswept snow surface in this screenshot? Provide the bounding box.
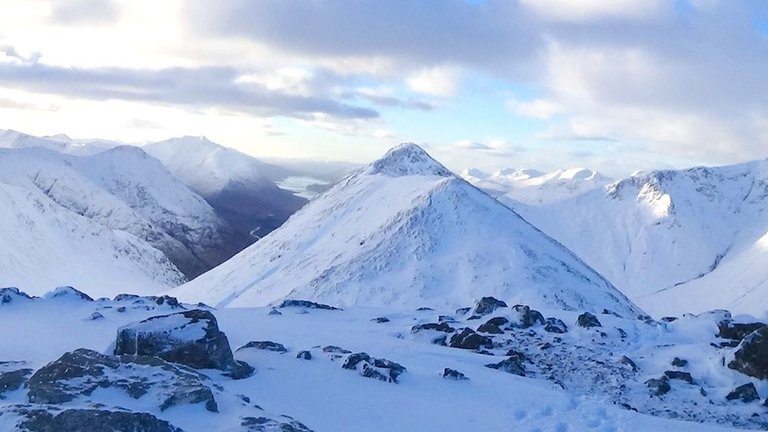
[174,144,641,317]
[506,160,768,317]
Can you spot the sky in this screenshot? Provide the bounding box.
[1,0,767,176]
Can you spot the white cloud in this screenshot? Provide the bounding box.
[236,68,315,96]
[507,98,563,119]
[406,66,462,97]
[520,0,665,22]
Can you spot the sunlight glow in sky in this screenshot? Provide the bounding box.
[1,0,767,175]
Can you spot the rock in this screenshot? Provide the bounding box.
[342,353,406,383]
[116,306,126,313]
[88,312,104,321]
[728,326,768,379]
[576,312,602,328]
[505,350,526,361]
[718,321,765,342]
[411,322,455,333]
[477,317,509,334]
[645,377,671,396]
[296,351,312,360]
[268,308,282,316]
[237,341,288,353]
[455,307,471,315]
[0,287,35,305]
[671,357,688,368]
[44,286,93,302]
[18,408,183,432]
[372,317,390,323]
[664,370,694,384]
[150,295,182,308]
[661,316,678,323]
[544,317,568,334]
[471,297,507,316]
[27,348,218,412]
[278,300,341,311]
[240,416,314,432]
[416,307,434,311]
[726,383,759,403]
[619,355,638,372]
[510,305,545,328]
[0,368,32,397]
[114,309,253,379]
[441,368,469,380]
[448,328,493,350]
[486,357,525,376]
[601,308,621,317]
[322,346,351,354]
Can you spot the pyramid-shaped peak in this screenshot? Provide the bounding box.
[365,143,453,177]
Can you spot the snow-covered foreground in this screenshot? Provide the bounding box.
[2,288,766,431]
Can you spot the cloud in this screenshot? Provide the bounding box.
[1,46,41,64]
[50,0,121,25]
[406,66,462,97]
[0,62,379,120]
[507,98,563,119]
[519,0,666,22]
[343,87,435,111]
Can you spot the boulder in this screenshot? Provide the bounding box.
[448,328,493,350]
[278,300,340,310]
[576,312,602,328]
[114,309,253,379]
[486,357,525,376]
[18,408,182,432]
[0,287,35,305]
[411,322,455,333]
[296,351,312,360]
[544,317,568,334]
[240,416,314,432]
[237,341,288,353]
[726,383,759,403]
[0,368,32,397]
[645,377,671,396]
[477,317,509,334]
[442,368,469,380]
[510,305,545,328]
[27,348,218,412]
[372,317,390,323]
[664,370,694,384]
[341,353,406,383]
[671,357,688,368]
[471,297,507,316]
[619,355,638,372]
[728,326,768,379]
[43,286,93,302]
[718,321,765,342]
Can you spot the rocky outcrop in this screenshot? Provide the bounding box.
[0,367,32,397]
[0,287,35,305]
[341,353,406,383]
[240,415,314,432]
[470,297,507,316]
[486,357,525,376]
[576,312,602,328]
[27,348,218,412]
[477,317,509,334]
[728,326,768,379]
[114,309,253,379]
[718,321,765,343]
[237,341,288,353]
[510,305,545,329]
[441,368,469,380]
[544,317,568,334]
[16,407,183,432]
[278,300,341,311]
[645,376,671,396]
[726,383,759,403]
[448,328,493,350]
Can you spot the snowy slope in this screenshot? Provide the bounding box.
[0,129,117,155]
[173,144,641,317]
[0,181,183,297]
[462,166,612,205]
[144,137,307,251]
[507,159,768,316]
[0,145,231,292]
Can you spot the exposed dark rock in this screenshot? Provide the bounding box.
[645,376,671,396]
[726,383,759,403]
[237,341,288,353]
[0,368,32,397]
[45,286,93,302]
[322,346,351,354]
[416,307,434,311]
[661,316,678,323]
[88,312,104,321]
[27,348,218,412]
[509,305,545,329]
[114,293,139,301]
[576,312,602,328]
[268,308,282,316]
[296,351,312,360]
[544,317,568,334]
[728,326,768,379]
[619,355,638,372]
[441,368,469,380]
[601,309,621,317]
[278,300,341,310]
[240,416,314,432]
[664,370,694,384]
[1,287,35,305]
[372,317,390,323]
[448,328,493,350]
[505,350,526,362]
[455,307,471,316]
[150,295,181,308]
[671,357,688,368]
[718,321,766,342]
[471,297,507,316]
[19,408,183,432]
[477,317,509,334]
[411,322,455,333]
[341,353,406,383]
[114,309,252,379]
[486,357,525,376]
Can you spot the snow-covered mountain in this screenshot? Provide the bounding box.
[0,129,117,155]
[461,166,612,205]
[173,144,641,317]
[0,145,231,293]
[144,137,307,253]
[508,159,768,316]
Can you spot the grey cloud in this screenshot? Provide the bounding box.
[341,90,435,111]
[0,63,379,120]
[50,0,121,25]
[1,46,41,64]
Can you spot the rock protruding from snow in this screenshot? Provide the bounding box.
[728,326,768,379]
[14,408,183,432]
[364,143,452,178]
[114,309,253,379]
[0,287,35,305]
[341,352,407,383]
[43,286,93,302]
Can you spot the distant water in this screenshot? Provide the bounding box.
[276,176,330,199]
